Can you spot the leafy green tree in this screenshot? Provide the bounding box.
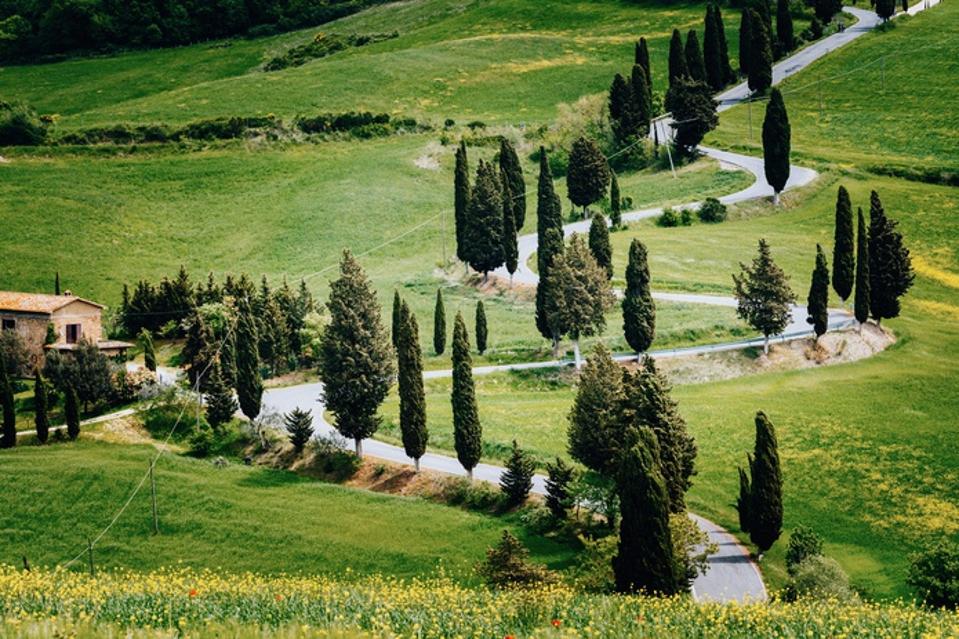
[319,251,394,457]
[907,541,959,609]
[65,384,80,441]
[475,300,488,355]
[749,411,783,554]
[500,440,535,506]
[739,8,753,78]
[545,457,576,520]
[235,298,263,422]
[391,290,402,348]
[205,361,238,430]
[733,239,797,354]
[762,88,791,204]
[568,344,627,474]
[566,137,611,214]
[535,148,565,343]
[498,138,526,230]
[433,289,447,355]
[668,28,688,85]
[868,190,914,324]
[609,174,622,228]
[806,244,830,340]
[854,208,871,327]
[501,169,519,284]
[397,306,428,470]
[464,160,505,280]
[614,428,682,595]
[748,9,773,93]
[666,77,719,156]
[736,461,752,532]
[684,30,706,82]
[776,0,795,54]
[786,525,824,575]
[1,354,15,448]
[454,140,471,263]
[284,407,315,453]
[622,239,656,359]
[451,312,481,478]
[139,328,157,372]
[33,369,50,444]
[588,213,613,279]
[44,340,112,412]
[832,186,855,303]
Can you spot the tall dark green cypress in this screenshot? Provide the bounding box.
[736,461,752,532]
[139,328,157,372]
[749,411,783,554]
[704,4,725,91]
[622,239,656,358]
[714,3,735,84]
[566,137,611,214]
[498,138,526,230]
[738,8,753,78]
[614,428,682,595]
[868,191,914,323]
[0,354,15,449]
[806,244,830,339]
[684,30,706,83]
[501,169,519,283]
[635,37,652,94]
[854,208,871,326]
[762,88,790,204]
[391,290,401,348]
[464,160,505,279]
[535,148,565,342]
[55,271,61,295]
[588,213,613,279]
[397,304,428,471]
[433,289,446,355]
[776,0,795,55]
[832,186,855,303]
[749,9,773,93]
[609,174,622,228]
[668,29,688,86]
[451,312,481,478]
[235,297,263,422]
[475,300,488,355]
[33,369,49,444]
[65,384,80,441]
[628,64,652,139]
[454,140,471,263]
[608,73,631,126]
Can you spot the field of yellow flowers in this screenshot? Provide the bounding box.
[0,565,956,638]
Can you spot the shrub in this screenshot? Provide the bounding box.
[310,434,362,480]
[518,506,557,535]
[783,555,857,603]
[0,101,48,146]
[679,208,694,226]
[569,534,617,593]
[908,541,959,609]
[657,208,680,227]
[443,477,504,511]
[697,197,728,223]
[139,387,207,442]
[264,32,398,71]
[476,530,556,588]
[670,514,718,586]
[189,421,216,457]
[0,330,30,376]
[785,525,824,575]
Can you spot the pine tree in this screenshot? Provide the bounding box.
[65,384,80,441]
[832,186,855,303]
[139,328,157,372]
[498,138,526,230]
[749,10,774,93]
[635,37,652,93]
[668,28,688,85]
[749,411,783,554]
[566,137,611,214]
[806,244,830,340]
[609,174,622,228]
[614,428,682,595]
[500,440,535,506]
[235,297,263,422]
[454,140,471,263]
[475,300,488,355]
[544,457,575,520]
[776,0,795,55]
[736,462,752,532]
[704,4,725,91]
[33,369,49,444]
[0,355,15,449]
[567,344,627,474]
[55,271,61,295]
[588,213,613,279]
[733,239,797,354]
[684,30,706,83]
[451,312,481,478]
[182,309,216,391]
[319,251,394,457]
[535,148,566,344]
[868,191,914,324]
[433,289,447,355]
[284,407,314,453]
[762,88,791,204]
[554,234,615,368]
[391,290,401,348]
[205,361,237,429]
[397,306,428,470]
[738,8,753,78]
[501,169,519,284]
[464,160,505,279]
[854,207,871,327]
[622,239,656,359]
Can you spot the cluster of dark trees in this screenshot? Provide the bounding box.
[0,0,388,62]
[607,38,653,147]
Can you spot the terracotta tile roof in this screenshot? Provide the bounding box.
[0,291,105,314]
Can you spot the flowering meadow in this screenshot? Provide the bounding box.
[0,566,957,638]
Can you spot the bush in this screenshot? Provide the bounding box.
[443,477,504,512]
[0,101,48,146]
[568,534,617,593]
[657,208,680,227]
[476,530,556,588]
[679,208,694,226]
[783,555,857,603]
[785,525,824,575]
[908,541,959,609]
[189,422,216,457]
[697,197,727,223]
[670,514,718,586]
[139,388,207,442]
[264,32,398,71]
[110,368,157,405]
[518,506,557,535]
[0,330,30,376]
[310,434,362,481]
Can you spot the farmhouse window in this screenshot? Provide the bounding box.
[1,318,15,331]
[66,323,82,344]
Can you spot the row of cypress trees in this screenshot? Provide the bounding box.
[398,290,488,357]
[0,354,82,449]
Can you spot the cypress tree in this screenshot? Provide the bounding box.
[235,297,263,422]
[545,457,575,520]
[614,428,682,595]
[33,369,49,444]
[776,0,795,55]
[754,0,773,35]
[65,384,80,441]
[806,244,830,340]
[608,73,631,127]
[868,191,914,324]
[55,271,61,295]
[610,174,622,228]
[666,77,719,156]
[749,10,773,93]
[433,289,447,355]
[854,207,871,327]
[451,312,481,478]
[635,37,652,93]
[391,290,401,348]
[622,239,656,359]
[622,64,652,142]
[738,8,753,78]
[464,160,505,279]
[566,137,611,214]
[733,239,797,354]
[475,300,488,355]
[319,251,394,457]
[588,213,613,279]
[205,360,238,430]
[541,236,571,355]
[714,3,735,83]
[736,461,752,532]
[749,411,783,554]
[684,30,706,83]
[498,138,526,230]
[762,88,791,204]
[535,148,565,343]
[567,344,627,474]
[704,4,724,91]
[832,186,855,303]
[139,328,157,372]
[668,29,688,86]
[500,440,535,506]
[284,407,314,453]
[397,307,428,470]
[876,0,895,20]
[454,140,471,263]
[182,309,216,391]
[0,355,15,449]
[501,170,519,284]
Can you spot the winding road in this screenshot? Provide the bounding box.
[269,1,936,603]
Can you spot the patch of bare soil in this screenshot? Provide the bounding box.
[87,414,163,447]
[0,155,9,164]
[435,267,536,301]
[414,141,443,170]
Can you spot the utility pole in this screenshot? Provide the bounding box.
[150,461,159,535]
[87,538,95,577]
[659,119,677,179]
